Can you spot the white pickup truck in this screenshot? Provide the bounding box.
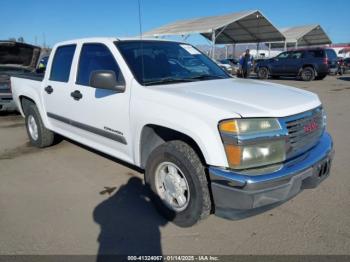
[11,37,334,227]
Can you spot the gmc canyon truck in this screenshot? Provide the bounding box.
[11,38,334,227]
[0,41,42,112]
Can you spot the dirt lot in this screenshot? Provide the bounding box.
[0,75,349,255]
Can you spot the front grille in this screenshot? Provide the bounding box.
[284,107,324,158]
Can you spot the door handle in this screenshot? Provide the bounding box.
[44,85,53,94]
[71,90,83,101]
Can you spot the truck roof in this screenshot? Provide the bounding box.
[53,37,185,47]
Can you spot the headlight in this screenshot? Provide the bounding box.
[219,118,281,134]
[219,118,286,170]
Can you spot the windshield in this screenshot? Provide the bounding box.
[116,41,229,86]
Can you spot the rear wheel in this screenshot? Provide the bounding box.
[145,140,211,227]
[257,67,269,79]
[25,104,60,148]
[301,67,315,81]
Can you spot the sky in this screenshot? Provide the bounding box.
[1,0,349,47]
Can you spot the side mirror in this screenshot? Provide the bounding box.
[89,70,125,92]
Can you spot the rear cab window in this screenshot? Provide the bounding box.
[49,45,76,82]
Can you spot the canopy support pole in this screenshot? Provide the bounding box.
[182,34,190,42]
[268,43,271,57]
[295,40,298,49]
[225,45,228,59]
[284,41,287,51]
[232,43,236,58]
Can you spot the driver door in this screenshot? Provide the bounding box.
[68,42,132,163]
[270,51,290,74]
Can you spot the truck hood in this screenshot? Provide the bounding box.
[154,78,321,118]
[0,41,41,70]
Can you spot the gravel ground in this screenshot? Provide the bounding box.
[0,75,349,255]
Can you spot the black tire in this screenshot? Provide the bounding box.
[145,140,211,227]
[257,67,269,79]
[301,67,315,81]
[315,74,327,80]
[25,104,59,148]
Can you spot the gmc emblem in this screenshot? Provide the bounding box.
[304,120,318,133]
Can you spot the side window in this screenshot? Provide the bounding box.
[326,49,337,60]
[77,43,123,86]
[276,52,290,59]
[308,50,324,58]
[290,51,303,59]
[50,45,76,82]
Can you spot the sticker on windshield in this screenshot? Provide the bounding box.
[180,44,201,55]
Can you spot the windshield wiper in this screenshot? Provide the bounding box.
[144,77,197,86]
[187,74,228,80]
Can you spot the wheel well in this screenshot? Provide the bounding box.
[19,96,35,115]
[139,125,206,169]
[300,65,316,76]
[301,64,315,70]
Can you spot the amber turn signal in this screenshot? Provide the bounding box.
[219,120,237,133]
[224,144,241,167]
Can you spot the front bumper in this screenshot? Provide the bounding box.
[209,132,334,219]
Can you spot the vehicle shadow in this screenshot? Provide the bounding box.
[0,111,20,117]
[93,177,172,260]
[338,76,350,81]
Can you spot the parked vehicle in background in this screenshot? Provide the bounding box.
[256,48,338,81]
[0,41,42,112]
[215,59,232,74]
[11,37,334,227]
[336,57,345,75]
[224,58,240,75]
[343,57,350,73]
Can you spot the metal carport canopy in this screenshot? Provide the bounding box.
[143,10,285,44]
[270,24,332,48]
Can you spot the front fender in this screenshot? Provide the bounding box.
[131,98,231,168]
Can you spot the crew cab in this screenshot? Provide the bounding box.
[11,38,334,227]
[256,48,338,81]
[0,41,42,112]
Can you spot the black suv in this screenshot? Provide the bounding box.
[256,48,338,81]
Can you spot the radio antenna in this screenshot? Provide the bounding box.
[138,0,143,40]
[138,0,145,83]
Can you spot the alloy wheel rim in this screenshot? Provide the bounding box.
[28,115,39,141]
[260,68,267,78]
[303,70,312,80]
[154,162,190,212]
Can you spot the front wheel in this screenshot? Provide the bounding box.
[145,140,211,227]
[257,67,269,79]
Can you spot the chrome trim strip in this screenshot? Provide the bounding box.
[221,131,288,145]
[47,112,127,145]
